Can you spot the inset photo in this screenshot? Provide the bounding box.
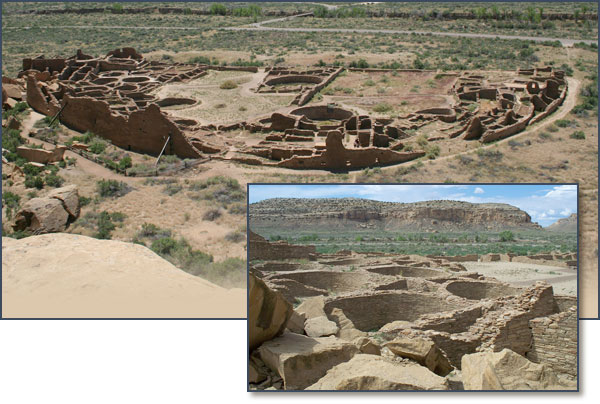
[248,183,578,391]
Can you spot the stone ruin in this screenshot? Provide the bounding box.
[10,49,568,172]
[248,233,577,391]
[240,67,566,170]
[256,66,344,106]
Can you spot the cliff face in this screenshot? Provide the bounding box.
[546,213,577,232]
[249,198,542,231]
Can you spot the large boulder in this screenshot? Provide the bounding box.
[384,337,453,376]
[16,145,66,164]
[249,273,293,350]
[258,331,359,390]
[307,354,449,391]
[329,307,366,341]
[304,316,339,337]
[13,197,69,234]
[47,184,80,220]
[286,310,306,334]
[461,349,567,390]
[12,185,80,234]
[353,337,381,356]
[295,295,326,319]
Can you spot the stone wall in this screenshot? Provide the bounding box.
[249,231,316,261]
[58,95,201,158]
[527,306,577,379]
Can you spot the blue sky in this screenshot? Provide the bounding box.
[248,184,578,227]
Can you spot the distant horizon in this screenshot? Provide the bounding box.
[248,184,578,227]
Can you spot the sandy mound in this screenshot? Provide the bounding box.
[2,234,245,318]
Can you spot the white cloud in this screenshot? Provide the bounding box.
[560,208,572,216]
[474,187,485,194]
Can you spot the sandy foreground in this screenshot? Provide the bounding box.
[462,261,577,297]
[1,234,246,318]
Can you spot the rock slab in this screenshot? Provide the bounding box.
[307,354,449,390]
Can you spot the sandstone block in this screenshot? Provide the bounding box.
[258,332,358,390]
[307,354,449,390]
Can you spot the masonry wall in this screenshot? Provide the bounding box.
[527,307,577,379]
[248,231,316,261]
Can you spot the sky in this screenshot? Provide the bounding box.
[248,184,578,227]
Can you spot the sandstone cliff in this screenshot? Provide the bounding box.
[249,198,541,231]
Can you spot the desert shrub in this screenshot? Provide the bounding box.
[189,176,244,208]
[2,191,20,219]
[225,231,245,243]
[137,223,172,240]
[228,202,246,215]
[188,55,214,65]
[2,129,26,163]
[72,131,96,144]
[22,163,43,176]
[426,145,441,159]
[118,156,132,171]
[2,101,28,120]
[220,80,238,90]
[79,196,92,207]
[201,257,246,288]
[364,79,375,86]
[44,173,64,188]
[416,134,429,148]
[127,163,154,176]
[373,103,393,113]
[151,237,179,255]
[570,131,586,139]
[203,209,222,221]
[89,140,107,154]
[209,3,227,15]
[96,179,131,198]
[95,211,116,239]
[499,230,515,242]
[163,183,183,196]
[349,59,369,68]
[24,175,44,189]
[555,119,575,128]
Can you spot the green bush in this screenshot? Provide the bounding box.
[95,211,116,239]
[89,140,107,154]
[373,103,393,113]
[23,163,43,176]
[138,223,172,240]
[44,173,64,188]
[25,175,44,189]
[209,3,227,15]
[2,191,20,219]
[118,156,132,171]
[570,131,586,140]
[499,230,515,242]
[151,237,179,255]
